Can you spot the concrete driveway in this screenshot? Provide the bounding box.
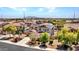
[0,42,44,51]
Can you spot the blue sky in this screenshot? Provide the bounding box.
[0,7,79,18]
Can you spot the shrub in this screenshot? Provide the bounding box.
[29,32,39,41]
[57,27,77,46]
[3,25,17,34]
[40,32,49,43]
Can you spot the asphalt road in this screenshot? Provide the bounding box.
[0,42,44,51]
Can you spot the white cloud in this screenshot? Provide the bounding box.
[46,7,56,13]
[9,7,27,12]
[38,7,56,13]
[9,7,17,10]
[38,8,44,12]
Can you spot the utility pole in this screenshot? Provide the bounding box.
[73,11,75,20]
[72,10,75,22]
[23,11,26,20]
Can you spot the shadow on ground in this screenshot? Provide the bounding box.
[0,42,44,51]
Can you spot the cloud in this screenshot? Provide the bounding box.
[39,8,44,11]
[9,7,27,12]
[46,7,56,13]
[37,7,56,13]
[9,7,56,13]
[38,8,44,12]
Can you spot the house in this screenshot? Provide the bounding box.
[35,23,55,35]
[0,21,9,27]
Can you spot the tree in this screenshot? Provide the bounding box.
[57,27,77,50]
[15,26,25,34]
[29,32,38,40]
[40,32,49,43]
[39,32,49,48]
[57,27,75,45]
[3,25,17,34]
[49,20,65,26]
[28,32,40,46]
[76,28,79,44]
[48,20,66,30]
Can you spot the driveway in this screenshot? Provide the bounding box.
[0,42,44,51]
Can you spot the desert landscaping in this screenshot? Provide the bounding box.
[0,18,79,51]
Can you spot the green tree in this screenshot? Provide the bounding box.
[3,25,17,34]
[49,20,66,30]
[57,27,76,46]
[76,28,79,43]
[40,32,49,43]
[16,26,25,34]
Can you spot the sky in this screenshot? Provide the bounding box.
[0,7,79,18]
